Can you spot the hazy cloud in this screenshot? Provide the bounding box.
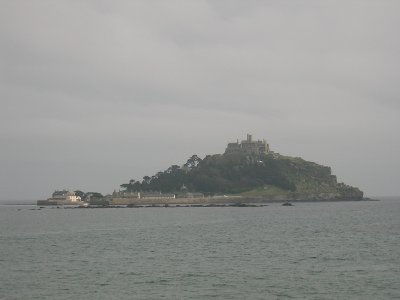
[1,0,399,200]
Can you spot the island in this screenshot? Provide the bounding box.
[38,134,365,207]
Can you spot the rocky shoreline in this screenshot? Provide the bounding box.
[35,196,377,209]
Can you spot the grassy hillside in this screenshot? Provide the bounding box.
[238,153,363,199]
[120,152,363,200]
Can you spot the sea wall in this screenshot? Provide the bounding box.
[37,199,84,206]
[111,197,246,205]
[111,193,363,205]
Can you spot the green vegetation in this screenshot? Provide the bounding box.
[120,152,363,199]
[73,191,103,200]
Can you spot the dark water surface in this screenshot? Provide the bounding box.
[1,199,399,299]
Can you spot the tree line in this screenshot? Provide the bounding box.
[120,153,296,195]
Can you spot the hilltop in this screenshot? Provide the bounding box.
[119,135,363,201]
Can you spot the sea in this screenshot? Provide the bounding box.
[0,198,399,300]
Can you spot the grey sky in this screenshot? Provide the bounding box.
[1,0,399,201]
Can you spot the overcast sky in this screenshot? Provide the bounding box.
[1,0,399,201]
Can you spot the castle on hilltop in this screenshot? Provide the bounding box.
[225,134,270,156]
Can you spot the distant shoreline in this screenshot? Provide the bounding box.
[0,197,383,210]
[1,197,381,206]
[0,202,37,205]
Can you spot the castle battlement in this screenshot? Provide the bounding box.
[224,134,270,156]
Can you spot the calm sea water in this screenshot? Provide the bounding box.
[0,199,399,299]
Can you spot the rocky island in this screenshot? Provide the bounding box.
[38,134,364,206]
[113,134,363,205]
